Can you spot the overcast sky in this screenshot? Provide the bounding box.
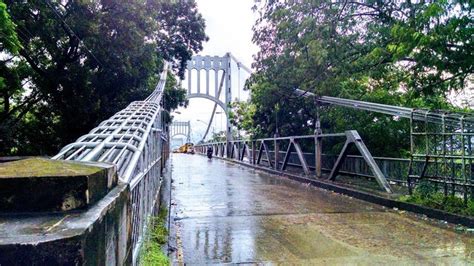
[196,0,258,69]
[172,0,258,145]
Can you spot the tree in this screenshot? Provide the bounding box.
[0,0,20,52]
[0,0,207,155]
[0,0,28,153]
[163,74,188,124]
[151,0,209,78]
[241,0,473,157]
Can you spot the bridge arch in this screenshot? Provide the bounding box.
[186,94,227,113]
[182,53,252,153]
[171,133,189,139]
[185,54,232,144]
[170,121,191,143]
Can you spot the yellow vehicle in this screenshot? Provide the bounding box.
[174,143,195,154]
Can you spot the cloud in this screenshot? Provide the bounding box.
[196,0,258,68]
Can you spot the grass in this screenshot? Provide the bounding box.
[140,206,169,266]
[399,180,474,217]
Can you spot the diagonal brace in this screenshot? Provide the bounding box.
[328,130,392,193]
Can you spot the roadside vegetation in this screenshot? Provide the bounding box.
[400,181,474,217]
[231,1,472,158]
[141,207,169,266]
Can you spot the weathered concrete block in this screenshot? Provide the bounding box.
[0,184,132,265]
[0,157,117,212]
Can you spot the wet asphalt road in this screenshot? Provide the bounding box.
[170,154,473,265]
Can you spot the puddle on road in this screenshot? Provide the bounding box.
[171,154,474,264]
[177,212,473,264]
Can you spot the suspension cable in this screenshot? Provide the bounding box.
[294,89,474,128]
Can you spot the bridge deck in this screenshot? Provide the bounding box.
[170,154,473,264]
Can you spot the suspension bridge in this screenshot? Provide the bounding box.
[0,54,473,265]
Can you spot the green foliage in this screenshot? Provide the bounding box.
[163,74,189,124]
[141,207,169,266]
[209,131,226,143]
[242,0,473,157]
[467,201,474,216]
[0,0,206,156]
[229,101,256,136]
[400,180,474,217]
[151,0,208,79]
[0,0,20,53]
[0,0,22,126]
[141,241,169,266]
[415,180,438,199]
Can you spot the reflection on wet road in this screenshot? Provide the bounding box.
[170,154,473,264]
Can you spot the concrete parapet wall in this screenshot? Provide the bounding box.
[0,185,132,265]
[0,158,118,213]
[0,157,157,265]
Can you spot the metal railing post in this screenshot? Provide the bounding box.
[315,134,322,178]
[251,140,256,164]
[274,132,279,170]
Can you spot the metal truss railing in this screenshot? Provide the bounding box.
[198,88,473,198]
[294,88,474,199]
[53,63,170,264]
[195,130,393,193]
[409,109,474,199]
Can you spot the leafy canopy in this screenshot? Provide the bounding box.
[235,0,473,156]
[0,0,207,155]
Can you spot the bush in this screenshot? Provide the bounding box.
[141,207,169,266]
[400,181,474,217]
